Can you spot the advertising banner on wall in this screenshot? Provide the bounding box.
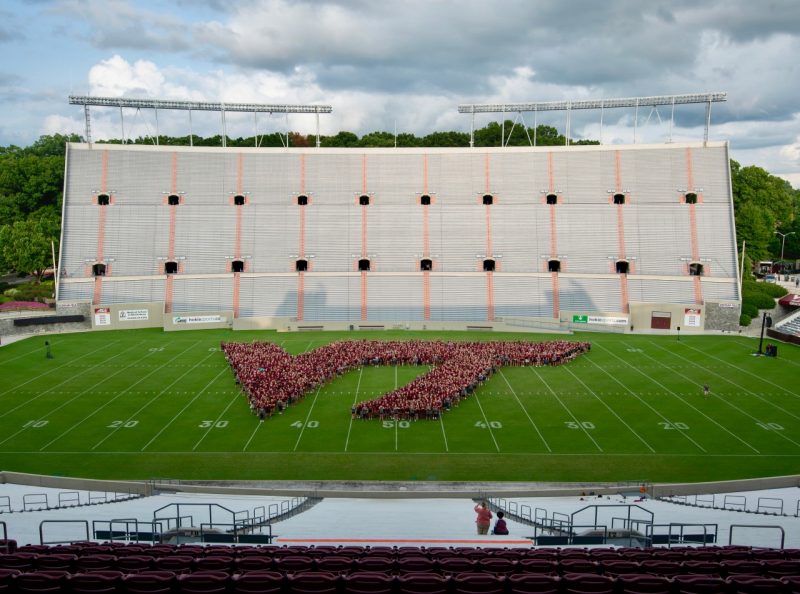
[574,315,628,325]
[119,309,149,322]
[173,315,226,325]
[94,307,111,326]
[684,308,702,327]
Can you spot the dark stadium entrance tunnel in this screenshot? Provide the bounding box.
[613,193,626,205]
[296,259,308,272]
[97,193,110,206]
[482,194,494,205]
[420,258,433,271]
[359,195,370,206]
[233,194,245,206]
[231,260,244,273]
[483,259,496,272]
[167,194,180,206]
[92,263,106,276]
[420,194,431,205]
[358,258,371,272]
[297,195,308,206]
[548,259,561,273]
[689,262,704,276]
[616,260,630,274]
[546,193,558,205]
[164,261,178,274]
[685,192,698,204]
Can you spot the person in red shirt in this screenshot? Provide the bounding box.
[474,501,492,535]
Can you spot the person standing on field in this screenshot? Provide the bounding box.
[703,383,710,398]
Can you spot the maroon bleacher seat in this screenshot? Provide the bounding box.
[559,559,600,575]
[507,573,561,594]
[75,554,117,572]
[763,559,800,578]
[68,570,124,594]
[680,561,722,576]
[451,572,505,594]
[601,560,641,576]
[781,576,800,594]
[275,555,315,573]
[286,570,340,594]
[116,555,156,573]
[355,556,396,573]
[36,553,77,572]
[0,541,17,555]
[396,572,450,594]
[13,570,69,594]
[342,571,395,594]
[231,570,283,594]
[397,556,436,574]
[176,570,230,594]
[721,560,764,576]
[616,574,673,594]
[672,574,729,594]
[123,570,177,594]
[316,555,354,574]
[0,568,20,594]
[559,550,591,559]
[561,572,615,594]
[235,556,274,573]
[492,549,526,561]
[153,555,193,574]
[437,557,476,575]
[479,557,518,575]
[590,550,622,561]
[518,558,558,574]
[193,555,233,573]
[726,575,785,594]
[639,560,683,577]
[650,550,685,561]
[0,552,38,571]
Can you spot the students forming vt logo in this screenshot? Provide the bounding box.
[222,340,591,421]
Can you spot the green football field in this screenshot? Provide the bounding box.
[1,328,798,482]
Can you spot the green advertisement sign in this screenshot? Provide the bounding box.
[573,315,588,323]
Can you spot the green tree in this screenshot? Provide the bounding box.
[0,210,60,280]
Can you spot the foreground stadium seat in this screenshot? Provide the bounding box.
[36,553,77,572]
[672,574,729,594]
[153,555,193,574]
[600,560,641,576]
[231,570,284,594]
[235,556,274,573]
[0,569,19,594]
[397,572,450,594]
[123,570,177,594]
[176,571,230,594]
[561,572,615,594]
[721,560,764,576]
[451,572,505,594]
[726,575,785,594]
[68,570,124,594]
[14,570,69,594]
[342,571,395,594]
[506,573,560,594]
[193,555,233,572]
[639,560,683,577]
[75,554,117,572]
[0,553,38,571]
[316,555,355,574]
[616,574,673,594]
[763,559,800,578]
[479,557,518,575]
[286,571,340,594]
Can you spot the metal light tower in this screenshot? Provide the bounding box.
[774,230,795,269]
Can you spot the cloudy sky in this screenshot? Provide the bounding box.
[2,0,799,185]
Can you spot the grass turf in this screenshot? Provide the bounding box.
[1,328,798,482]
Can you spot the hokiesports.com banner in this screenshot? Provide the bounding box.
[573,315,628,325]
[173,315,226,324]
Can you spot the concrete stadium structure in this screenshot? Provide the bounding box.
[56,141,740,334]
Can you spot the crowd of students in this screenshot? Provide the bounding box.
[221,339,591,420]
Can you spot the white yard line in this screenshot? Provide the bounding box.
[530,367,603,452]
[498,370,551,452]
[293,387,322,452]
[582,355,707,453]
[473,393,500,452]
[563,366,656,453]
[439,415,449,452]
[142,368,230,451]
[344,368,364,452]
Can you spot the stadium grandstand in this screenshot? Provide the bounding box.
[55,141,740,333]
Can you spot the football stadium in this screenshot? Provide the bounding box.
[2,92,800,583]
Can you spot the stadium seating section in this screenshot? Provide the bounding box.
[1,542,800,593]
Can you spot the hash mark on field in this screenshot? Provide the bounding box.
[142,368,230,451]
[498,370,551,452]
[583,354,707,452]
[91,346,216,450]
[563,366,655,453]
[0,341,119,399]
[473,393,500,452]
[39,341,203,451]
[627,345,760,453]
[531,368,603,452]
[648,341,800,449]
[294,387,322,451]
[344,367,364,452]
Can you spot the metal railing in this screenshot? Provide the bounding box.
[39,520,90,545]
[729,524,785,549]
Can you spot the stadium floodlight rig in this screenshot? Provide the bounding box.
[458,92,727,147]
[68,95,334,148]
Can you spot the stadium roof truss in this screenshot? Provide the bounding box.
[68,95,334,148]
[458,92,727,148]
